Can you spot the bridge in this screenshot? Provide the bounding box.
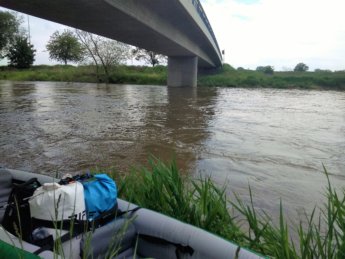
[1,0,222,87]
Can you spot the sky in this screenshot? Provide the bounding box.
[1,0,345,71]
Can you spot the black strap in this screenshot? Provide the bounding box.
[32,206,142,254]
[31,206,139,232]
[116,206,141,217]
[91,203,119,228]
[139,234,194,259]
[31,217,84,232]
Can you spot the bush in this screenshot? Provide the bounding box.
[294,62,309,72]
[256,65,274,75]
[7,36,36,69]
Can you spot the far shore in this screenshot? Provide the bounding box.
[1,64,344,91]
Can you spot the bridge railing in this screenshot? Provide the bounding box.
[191,0,221,55]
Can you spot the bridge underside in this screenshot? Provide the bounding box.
[1,0,222,86]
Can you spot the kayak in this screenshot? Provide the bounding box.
[0,167,264,259]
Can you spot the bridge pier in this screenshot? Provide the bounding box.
[167,56,198,87]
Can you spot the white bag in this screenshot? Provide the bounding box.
[28,182,85,259]
[29,181,86,222]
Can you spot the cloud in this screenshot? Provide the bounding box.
[202,0,345,70]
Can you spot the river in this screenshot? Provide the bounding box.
[0,81,344,220]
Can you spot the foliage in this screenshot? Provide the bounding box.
[0,65,167,85]
[46,30,84,65]
[256,65,274,74]
[75,30,130,82]
[1,64,345,90]
[131,47,167,67]
[117,158,345,258]
[118,158,242,242]
[222,63,236,72]
[0,11,21,58]
[6,36,36,69]
[294,62,309,72]
[198,68,345,90]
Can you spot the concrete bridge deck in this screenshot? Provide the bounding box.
[1,0,222,86]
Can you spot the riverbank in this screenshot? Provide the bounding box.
[1,64,345,90]
[199,64,345,90]
[0,65,167,85]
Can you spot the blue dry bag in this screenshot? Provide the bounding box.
[81,174,117,220]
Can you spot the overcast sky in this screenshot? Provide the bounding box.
[1,0,345,71]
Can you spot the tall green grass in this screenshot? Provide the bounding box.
[118,159,345,258]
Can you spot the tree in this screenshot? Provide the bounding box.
[46,30,84,65]
[75,30,130,82]
[294,63,309,72]
[256,66,274,74]
[131,47,167,67]
[7,36,36,68]
[0,11,21,58]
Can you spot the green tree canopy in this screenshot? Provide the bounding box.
[0,11,21,58]
[256,66,274,74]
[131,47,167,67]
[7,36,36,68]
[46,30,84,65]
[294,62,309,72]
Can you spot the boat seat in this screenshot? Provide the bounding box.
[80,217,140,259]
[0,169,13,224]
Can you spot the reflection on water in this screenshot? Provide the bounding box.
[0,81,344,220]
[0,81,216,174]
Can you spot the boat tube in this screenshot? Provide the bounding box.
[0,168,264,259]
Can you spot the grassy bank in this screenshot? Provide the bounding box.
[1,64,345,90]
[117,159,345,258]
[0,65,167,85]
[199,64,345,90]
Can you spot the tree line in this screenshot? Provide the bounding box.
[0,10,167,81]
[255,63,309,75]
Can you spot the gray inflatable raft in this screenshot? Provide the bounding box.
[0,168,264,259]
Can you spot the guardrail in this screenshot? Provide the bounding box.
[191,0,221,55]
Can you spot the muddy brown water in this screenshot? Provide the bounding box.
[1,81,344,221]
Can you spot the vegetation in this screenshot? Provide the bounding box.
[0,11,21,59]
[256,65,274,75]
[198,63,345,90]
[75,30,130,82]
[46,30,84,65]
[294,62,309,72]
[117,158,345,258]
[0,63,345,90]
[0,65,167,85]
[131,47,167,67]
[6,36,36,69]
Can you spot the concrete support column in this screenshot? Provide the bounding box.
[167,56,198,87]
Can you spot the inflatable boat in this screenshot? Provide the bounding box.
[0,168,263,259]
